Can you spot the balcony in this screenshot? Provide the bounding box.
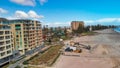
[15,26,21,30]
[5,36,10,40]
[5,31,10,34]
[0,37,4,40]
[6,41,10,44]
[0,42,4,45]
[0,47,5,51]
[5,38,10,40]
[0,31,4,35]
[6,45,11,49]
[0,25,11,30]
[7,50,11,54]
[0,52,5,57]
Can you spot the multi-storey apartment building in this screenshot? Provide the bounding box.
[0,18,43,66]
[71,21,84,30]
[10,20,42,55]
[0,18,13,66]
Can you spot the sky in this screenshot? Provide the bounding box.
[0,0,120,27]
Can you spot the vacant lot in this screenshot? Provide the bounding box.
[28,45,63,66]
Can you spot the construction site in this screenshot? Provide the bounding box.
[61,40,91,56]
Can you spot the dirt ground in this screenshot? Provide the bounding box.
[53,29,120,68]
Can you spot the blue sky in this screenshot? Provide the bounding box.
[0,0,120,27]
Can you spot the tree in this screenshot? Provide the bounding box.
[64,27,67,36]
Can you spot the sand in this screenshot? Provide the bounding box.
[53,29,120,68]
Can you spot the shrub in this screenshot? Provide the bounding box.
[15,65,21,68]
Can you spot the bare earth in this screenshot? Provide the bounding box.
[53,29,120,68]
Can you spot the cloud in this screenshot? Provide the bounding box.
[28,10,44,18]
[0,8,8,14]
[40,0,47,5]
[15,10,28,18]
[7,17,19,20]
[45,22,70,27]
[10,0,48,6]
[14,10,44,19]
[85,18,120,25]
[10,0,36,6]
[96,18,117,23]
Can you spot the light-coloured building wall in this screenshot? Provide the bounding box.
[0,25,13,59]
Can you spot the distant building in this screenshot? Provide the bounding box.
[89,26,92,31]
[71,21,84,31]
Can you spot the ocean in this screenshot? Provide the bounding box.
[114,28,120,33]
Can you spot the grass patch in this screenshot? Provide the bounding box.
[61,36,72,40]
[23,47,51,65]
[49,52,61,66]
[15,65,21,68]
[28,45,63,66]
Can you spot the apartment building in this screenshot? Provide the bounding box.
[71,21,84,30]
[0,18,13,66]
[0,18,43,66]
[10,20,42,55]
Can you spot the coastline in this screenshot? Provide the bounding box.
[113,28,120,33]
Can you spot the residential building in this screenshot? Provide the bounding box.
[0,18,43,66]
[0,18,13,66]
[10,19,43,55]
[71,21,84,31]
[10,20,42,54]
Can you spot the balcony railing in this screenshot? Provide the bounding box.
[0,42,4,45]
[0,32,4,35]
[0,47,5,51]
[0,38,4,40]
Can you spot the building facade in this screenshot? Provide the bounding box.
[0,18,43,66]
[10,20,42,55]
[71,21,84,31]
[0,18,13,66]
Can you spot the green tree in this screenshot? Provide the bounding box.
[64,27,67,36]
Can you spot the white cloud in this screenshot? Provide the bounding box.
[7,17,19,20]
[15,10,28,18]
[84,18,120,24]
[117,18,120,22]
[84,20,94,23]
[10,0,48,6]
[0,8,8,14]
[28,10,44,18]
[45,22,70,27]
[10,0,36,6]
[40,0,47,5]
[96,18,117,23]
[14,10,44,19]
